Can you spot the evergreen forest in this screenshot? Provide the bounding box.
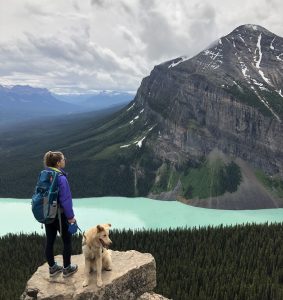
[1,223,283,299]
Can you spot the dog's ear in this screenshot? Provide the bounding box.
[103,223,111,229]
[97,225,104,232]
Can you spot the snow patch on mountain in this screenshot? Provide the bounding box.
[251,86,280,121]
[270,37,276,50]
[202,48,223,69]
[258,70,272,85]
[120,144,131,148]
[240,62,249,78]
[244,24,259,31]
[135,136,146,148]
[255,34,262,68]
[129,115,139,125]
[253,33,273,86]
[251,79,268,91]
[276,90,283,98]
[127,102,136,111]
[168,56,190,68]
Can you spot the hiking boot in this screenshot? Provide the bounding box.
[49,262,63,277]
[63,264,78,277]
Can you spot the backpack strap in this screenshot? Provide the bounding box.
[48,167,63,236]
[58,206,63,237]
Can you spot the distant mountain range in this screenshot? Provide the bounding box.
[0,85,81,126]
[0,85,134,127]
[54,90,135,110]
[1,24,283,210]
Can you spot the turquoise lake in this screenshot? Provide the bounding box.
[1,197,283,236]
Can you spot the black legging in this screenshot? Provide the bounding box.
[45,213,72,268]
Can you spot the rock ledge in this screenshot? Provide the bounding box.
[21,250,170,300]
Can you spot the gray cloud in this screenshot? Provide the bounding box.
[0,0,283,93]
[90,0,106,7]
[0,26,143,92]
[120,2,133,14]
[139,12,185,60]
[24,2,49,16]
[72,0,80,11]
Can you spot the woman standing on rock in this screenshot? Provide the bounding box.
[43,150,78,277]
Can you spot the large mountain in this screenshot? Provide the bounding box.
[1,24,283,209]
[0,85,82,126]
[121,24,283,208]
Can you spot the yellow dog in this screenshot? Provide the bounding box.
[82,224,112,287]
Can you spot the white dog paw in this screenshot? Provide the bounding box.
[82,280,89,287]
[97,279,103,287]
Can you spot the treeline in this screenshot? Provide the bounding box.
[1,224,283,299]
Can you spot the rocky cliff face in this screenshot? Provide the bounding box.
[135,24,283,174]
[124,24,283,208]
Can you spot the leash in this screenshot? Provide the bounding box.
[68,221,84,236]
[75,223,87,241]
[77,223,83,233]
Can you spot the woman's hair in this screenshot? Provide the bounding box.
[43,151,64,167]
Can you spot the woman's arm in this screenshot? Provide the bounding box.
[58,175,75,221]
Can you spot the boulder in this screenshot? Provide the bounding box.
[21,250,169,300]
[137,292,171,300]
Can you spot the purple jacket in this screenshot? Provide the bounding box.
[47,168,75,220]
[58,170,75,220]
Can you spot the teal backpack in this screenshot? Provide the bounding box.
[31,169,60,224]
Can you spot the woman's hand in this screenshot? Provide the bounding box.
[68,217,76,224]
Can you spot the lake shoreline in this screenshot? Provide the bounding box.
[1,197,283,236]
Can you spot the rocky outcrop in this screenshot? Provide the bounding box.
[21,250,169,300]
[137,293,170,300]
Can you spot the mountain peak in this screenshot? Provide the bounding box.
[157,23,283,121]
[11,85,50,95]
[230,24,275,37]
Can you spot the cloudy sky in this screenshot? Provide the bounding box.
[0,0,282,94]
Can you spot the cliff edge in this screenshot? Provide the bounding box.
[21,250,170,300]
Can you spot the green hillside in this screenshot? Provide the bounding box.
[0,100,280,205]
[0,102,161,198]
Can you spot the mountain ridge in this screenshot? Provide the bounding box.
[0,85,134,126]
[54,90,134,110]
[0,84,82,126]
